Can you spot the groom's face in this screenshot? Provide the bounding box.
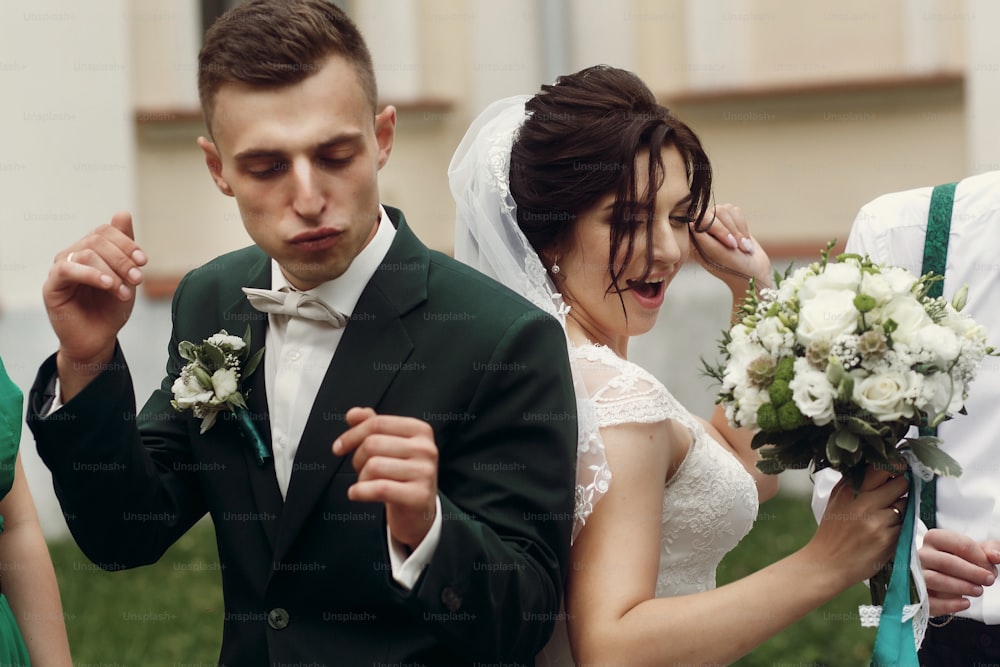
[200,55,395,290]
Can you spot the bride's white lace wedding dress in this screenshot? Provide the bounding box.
[538,343,759,665]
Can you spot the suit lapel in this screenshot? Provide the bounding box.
[220,250,283,550]
[273,209,428,563]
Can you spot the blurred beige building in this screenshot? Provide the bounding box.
[4,0,998,299]
[2,0,999,533]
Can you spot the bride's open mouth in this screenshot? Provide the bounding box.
[625,276,665,300]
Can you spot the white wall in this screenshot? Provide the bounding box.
[0,0,135,537]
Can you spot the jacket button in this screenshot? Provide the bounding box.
[267,607,289,630]
[441,587,462,612]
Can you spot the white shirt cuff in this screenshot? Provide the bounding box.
[387,495,442,590]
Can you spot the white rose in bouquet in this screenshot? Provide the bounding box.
[917,371,965,418]
[798,261,862,300]
[859,271,894,305]
[776,266,809,303]
[788,358,837,426]
[756,317,794,357]
[881,265,918,296]
[878,295,932,345]
[795,289,858,346]
[912,324,961,368]
[852,371,917,422]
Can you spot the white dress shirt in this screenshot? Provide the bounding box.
[262,205,441,589]
[812,171,1000,623]
[264,212,394,499]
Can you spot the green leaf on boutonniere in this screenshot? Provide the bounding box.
[229,392,248,410]
[241,325,264,380]
[203,343,226,369]
[192,364,213,389]
[178,340,198,362]
[244,346,264,380]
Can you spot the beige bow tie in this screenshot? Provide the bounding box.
[242,287,348,327]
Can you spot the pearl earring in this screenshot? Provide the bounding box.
[550,263,561,275]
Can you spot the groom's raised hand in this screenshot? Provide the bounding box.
[43,211,147,402]
[334,407,438,550]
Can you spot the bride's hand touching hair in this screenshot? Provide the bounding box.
[691,203,773,299]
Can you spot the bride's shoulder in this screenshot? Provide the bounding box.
[570,343,684,427]
[571,342,658,388]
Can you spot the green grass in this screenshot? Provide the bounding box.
[49,496,874,665]
[49,519,223,666]
[720,493,876,667]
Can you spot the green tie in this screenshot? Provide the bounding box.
[918,181,957,529]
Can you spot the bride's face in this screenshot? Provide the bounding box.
[557,146,692,353]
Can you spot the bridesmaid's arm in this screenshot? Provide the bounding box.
[0,455,73,666]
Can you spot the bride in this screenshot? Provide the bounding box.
[451,65,909,665]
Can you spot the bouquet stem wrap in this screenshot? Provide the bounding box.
[869,471,922,666]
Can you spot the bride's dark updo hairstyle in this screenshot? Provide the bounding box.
[509,65,713,294]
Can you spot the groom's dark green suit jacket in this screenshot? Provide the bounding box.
[29,208,577,666]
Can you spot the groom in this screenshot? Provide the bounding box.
[27,1,577,665]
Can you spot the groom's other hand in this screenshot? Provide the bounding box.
[334,407,438,550]
[920,528,1000,616]
[43,211,147,402]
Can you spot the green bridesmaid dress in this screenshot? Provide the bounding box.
[0,358,32,665]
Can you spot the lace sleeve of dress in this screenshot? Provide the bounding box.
[571,344,690,430]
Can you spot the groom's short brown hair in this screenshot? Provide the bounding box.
[198,0,378,133]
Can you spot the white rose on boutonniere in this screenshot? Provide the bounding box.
[210,368,239,403]
[170,373,213,410]
[170,327,270,465]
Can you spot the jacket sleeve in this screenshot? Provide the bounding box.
[392,311,577,662]
[26,279,207,569]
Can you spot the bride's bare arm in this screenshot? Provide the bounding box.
[566,421,907,667]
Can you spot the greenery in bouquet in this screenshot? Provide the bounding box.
[705,242,992,493]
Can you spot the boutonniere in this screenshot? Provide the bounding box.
[170,327,270,465]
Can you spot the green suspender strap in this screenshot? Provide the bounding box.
[918,181,957,530]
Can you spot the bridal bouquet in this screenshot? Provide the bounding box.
[710,243,989,490]
[707,242,993,664]
[170,327,270,465]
